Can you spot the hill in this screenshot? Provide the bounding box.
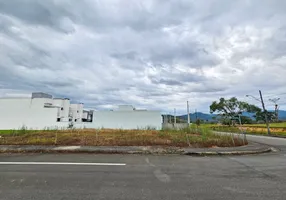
[178,112,217,122]
[177,110,286,122]
[278,110,286,120]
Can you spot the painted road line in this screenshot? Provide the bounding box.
[0,162,126,166]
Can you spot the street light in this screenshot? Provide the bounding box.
[246,95,261,102]
[269,98,280,122]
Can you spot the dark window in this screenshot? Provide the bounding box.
[77,111,79,113]
[75,119,77,122]
[61,107,64,111]
[57,118,61,122]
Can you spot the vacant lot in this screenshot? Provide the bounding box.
[0,128,246,148]
[209,122,286,137]
[246,122,286,128]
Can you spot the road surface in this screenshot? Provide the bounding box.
[1,146,286,200]
[215,131,286,151]
[1,134,286,200]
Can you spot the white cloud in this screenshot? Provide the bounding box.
[0,0,286,113]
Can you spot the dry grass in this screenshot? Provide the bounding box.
[245,122,286,128]
[0,128,246,148]
[210,124,286,137]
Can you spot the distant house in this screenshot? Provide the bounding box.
[0,94,162,130]
[0,92,89,130]
[89,105,162,130]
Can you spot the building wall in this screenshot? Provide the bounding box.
[0,97,162,130]
[162,123,189,130]
[70,103,83,122]
[31,97,53,108]
[82,111,88,120]
[0,98,68,130]
[53,99,70,121]
[88,110,162,130]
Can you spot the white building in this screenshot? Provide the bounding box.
[88,105,162,130]
[69,103,84,122]
[0,92,85,130]
[52,98,71,122]
[0,93,162,130]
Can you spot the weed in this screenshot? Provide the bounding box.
[0,128,246,147]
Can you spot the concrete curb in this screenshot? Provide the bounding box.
[0,143,274,156]
[182,148,273,156]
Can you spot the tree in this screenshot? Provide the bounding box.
[195,118,201,127]
[254,111,276,123]
[240,116,253,124]
[210,97,261,126]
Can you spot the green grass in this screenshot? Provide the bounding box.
[0,130,12,134]
[245,122,286,128]
[0,129,41,136]
[205,123,286,137]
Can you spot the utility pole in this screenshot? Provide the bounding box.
[174,108,176,124]
[259,90,271,135]
[187,101,190,125]
[269,98,280,121]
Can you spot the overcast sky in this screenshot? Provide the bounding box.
[0,0,286,114]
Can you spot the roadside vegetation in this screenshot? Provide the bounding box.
[0,127,246,147]
[207,96,286,137]
[208,123,286,137]
[245,122,286,128]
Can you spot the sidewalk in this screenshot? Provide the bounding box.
[0,142,274,156]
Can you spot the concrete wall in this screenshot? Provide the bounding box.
[0,98,162,130]
[162,123,189,130]
[87,110,162,130]
[0,98,70,130]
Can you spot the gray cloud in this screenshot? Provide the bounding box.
[1,0,286,113]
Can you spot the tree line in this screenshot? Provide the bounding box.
[210,97,276,125]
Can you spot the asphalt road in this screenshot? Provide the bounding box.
[245,134,286,147]
[216,131,286,151]
[1,148,286,200]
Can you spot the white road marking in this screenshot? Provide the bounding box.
[223,186,252,194]
[0,162,126,166]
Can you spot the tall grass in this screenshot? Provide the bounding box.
[0,127,246,147]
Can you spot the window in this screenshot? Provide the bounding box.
[57,118,61,122]
[61,107,64,111]
[75,119,77,122]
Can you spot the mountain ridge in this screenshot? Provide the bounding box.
[178,110,286,121]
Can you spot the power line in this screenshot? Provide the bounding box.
[263,92,286,98]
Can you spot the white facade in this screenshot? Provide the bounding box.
[0,93,162,130]
[69,103,84,122]
[0,93,85,130]
[88,106,162,130]
[0,97,65,130]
